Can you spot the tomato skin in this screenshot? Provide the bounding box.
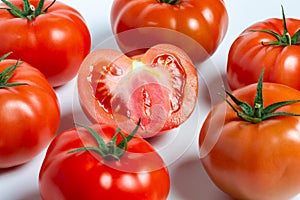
[110,0,228,63]
[227,18,300,91]
[77,44,198,138]
[0,0,91,87]
[0,59,60,168]
[199,83,300,200]
[39,124,170,200]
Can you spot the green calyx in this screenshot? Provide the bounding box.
[0,52,27,88]
[223,70,300,124]
[1,0,56,21]
[68,119,141,161]
[251,6,300,46]
[159,0,180,5]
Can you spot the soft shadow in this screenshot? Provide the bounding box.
[92,30,114,50]
[196,60,230,108]
[0,163,24,174]
[22,190,42,200]
[57,111,76,134]
[57,107,93,134]
[170,156,233,200]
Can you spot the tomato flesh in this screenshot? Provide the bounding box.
[77,44,198,138]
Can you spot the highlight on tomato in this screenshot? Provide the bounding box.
[39,121,170,200]
[110,0,228,63]
[0,53,60,168]
[199,70,300,199]
[0,0,91,87]
[77,43,198,138]
[227,6,300,91]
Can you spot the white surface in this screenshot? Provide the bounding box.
[1,0,300,199]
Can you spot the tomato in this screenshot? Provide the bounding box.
[0,54,60,168]
[77,44,198,138]
[227,7,300,91]
[110,0,228,63]
[39,122,170,200]
[0,0,91,87]
[199,71,300,199]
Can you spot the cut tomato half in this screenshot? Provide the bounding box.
[77,44,198,138]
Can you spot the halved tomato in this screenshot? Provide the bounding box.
[77,44,198,138]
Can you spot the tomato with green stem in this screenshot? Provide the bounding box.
[110,0,228,63]
[199,70,300,199]
[227,6,300,91]
[0,0,91,87]
[39,121,170,200]
[0,53,60,168]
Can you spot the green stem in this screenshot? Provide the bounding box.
[34,0,45,16]
[69,119,141,161]
[0,0,56,21]
[43,0,56,13]
[159,0,180,5]
[251,5,299,46]
[0,52,27,88]
[223,69,300,124]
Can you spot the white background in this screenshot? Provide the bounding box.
[0,0,299,199]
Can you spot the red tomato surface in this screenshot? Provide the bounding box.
[77,44,198,138]
[110,0,228,63]
[39,123,170,200]
[199,83,300,200]
[227,15,300,90]
[0,0,91,87]
[0,59,60,168]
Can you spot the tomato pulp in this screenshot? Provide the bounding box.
[77,44,198,138]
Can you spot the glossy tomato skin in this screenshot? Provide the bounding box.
[199,83,300,200]
[111,0,228,63]
[227,18,300,91]
[39,124,170,200]
[0,0,91,87]
[77,44,198,138]
[0,60,60,168]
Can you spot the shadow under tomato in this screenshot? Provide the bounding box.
[0,163,24,174]
[57,110,76,134]
[21,190,42,200]
[170,156,233,200]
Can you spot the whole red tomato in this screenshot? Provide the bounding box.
[0,0,91,87]
[199,72,300,199]
[227,7,300,91]
[0,53,60,168]
[39,122,170,200]
[110,0,228,63]
[77,44,198,138]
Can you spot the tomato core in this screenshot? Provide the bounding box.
[90,54,186,120]
[78,44,198,137]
